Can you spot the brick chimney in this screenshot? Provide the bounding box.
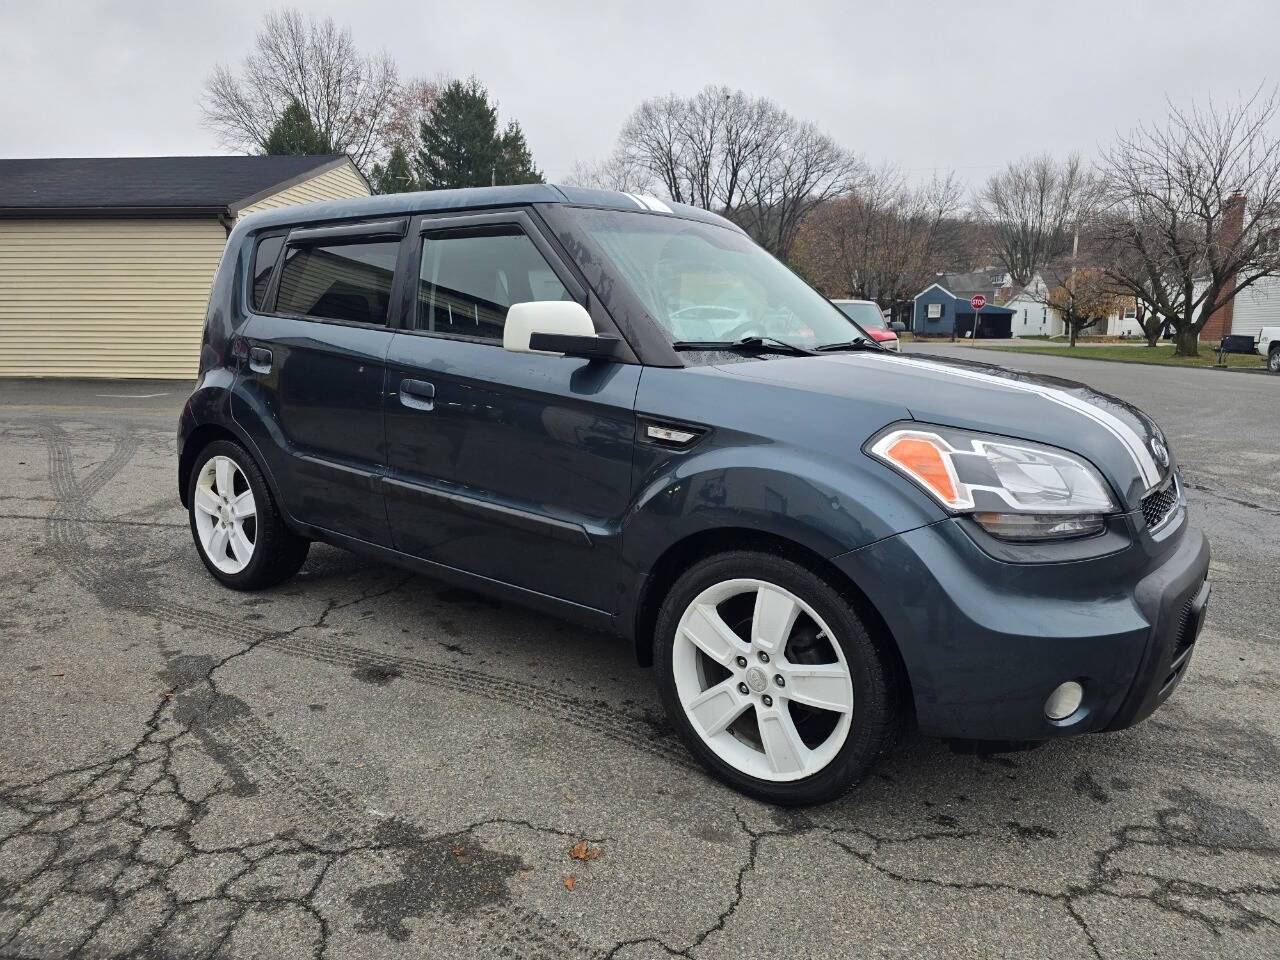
[1201,193,1247,341]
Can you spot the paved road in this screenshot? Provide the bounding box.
[0,366,1276,960]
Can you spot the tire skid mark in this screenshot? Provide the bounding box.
[2,417,621,958]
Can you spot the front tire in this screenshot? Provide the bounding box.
[1268,346,1280,373]
[187,439,309,590]
[654,551,900,805]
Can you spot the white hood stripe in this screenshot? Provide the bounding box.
[867,354,1162,488]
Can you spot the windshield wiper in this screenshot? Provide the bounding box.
[671,335,817,356]
[813,337,887,353]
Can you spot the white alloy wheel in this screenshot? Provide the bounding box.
[192,455,257,574]
[672,578,855,782]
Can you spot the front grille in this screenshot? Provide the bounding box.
[1142,479,1179,530]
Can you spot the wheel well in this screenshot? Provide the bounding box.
[178,424,239,507]
[632,528,913,716]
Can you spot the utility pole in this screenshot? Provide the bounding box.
[1068,225,1080,347]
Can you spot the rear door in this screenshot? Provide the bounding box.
[383,209,640,613]
[233,218,408,546]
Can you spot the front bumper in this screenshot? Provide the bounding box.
[833,513,1210,741]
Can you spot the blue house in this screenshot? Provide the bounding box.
[912,280,1015,338]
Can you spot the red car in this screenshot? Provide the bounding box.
[832,299,901,351]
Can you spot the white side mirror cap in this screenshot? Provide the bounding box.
[503,300,596,354]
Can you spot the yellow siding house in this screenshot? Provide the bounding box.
[0,155,369,379]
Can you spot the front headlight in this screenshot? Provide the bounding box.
[867,425,1118,541]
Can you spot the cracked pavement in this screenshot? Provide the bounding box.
[1,359,1277,960]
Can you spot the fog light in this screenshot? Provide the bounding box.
[1045,681,1084,720]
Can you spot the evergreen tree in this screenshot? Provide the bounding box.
[416,77,543,189]
[496,119,543,184]
[261,99,334,156]
[370,145,417,194]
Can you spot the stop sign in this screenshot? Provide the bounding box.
[970,294,986,310]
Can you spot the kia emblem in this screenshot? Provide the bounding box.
[1149,438,1170,468]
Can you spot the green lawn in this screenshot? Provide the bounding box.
[952,341,1267,370]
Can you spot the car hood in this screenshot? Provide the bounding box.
[713,351,1172,508]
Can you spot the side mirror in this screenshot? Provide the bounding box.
[503,301,622,359]
[890,321,906,333]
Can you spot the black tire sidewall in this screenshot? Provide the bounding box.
[187,439,301,590]
[654,551,894,805]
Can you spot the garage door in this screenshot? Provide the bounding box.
[0,219,227,379]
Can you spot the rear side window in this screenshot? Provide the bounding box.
[415,226,570,342]
[250,234,284,310]
[275,239,400,326]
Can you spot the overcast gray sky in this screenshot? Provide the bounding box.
[1,0,1275,185]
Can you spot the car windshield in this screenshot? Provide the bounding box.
[567,208,864,348]
[835,302,887,331]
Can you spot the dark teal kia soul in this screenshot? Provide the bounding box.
[179,184,1210,805]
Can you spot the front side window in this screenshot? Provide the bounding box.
[414,226,570,342]
[566,208,860,348]
[275,239,400,326]
[251,234,284,310]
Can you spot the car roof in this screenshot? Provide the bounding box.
[238,183,745,234]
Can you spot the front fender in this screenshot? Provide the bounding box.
[621,440,945,574]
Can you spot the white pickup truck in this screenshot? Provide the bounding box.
[1260,327,1280,372]
[1220,328,1280,371]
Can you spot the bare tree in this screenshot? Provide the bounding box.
[1040,262,1125,347]
[565,153,653,194]
[734,110,862,259]
[612,86,860,259]
[382,76,442,160]
[797,168,965,310]
[201,9,399,170]
[1098,88,1280,356]
[976,154,1097,286]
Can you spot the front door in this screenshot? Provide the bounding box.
[233,219,407,545]
[382,212,638,613]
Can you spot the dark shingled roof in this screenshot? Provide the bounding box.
[0,155,355,214]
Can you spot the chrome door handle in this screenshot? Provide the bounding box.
[248,347,272,374]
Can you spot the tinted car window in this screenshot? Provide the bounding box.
[250,234,284,310]
[275,239,400,326]
[415,226,570,341]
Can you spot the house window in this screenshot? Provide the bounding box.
[927,303,943,319]
[1124,305,1137,319]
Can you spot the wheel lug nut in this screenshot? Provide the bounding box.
[735,656,747,668]
[737,682,749,695]
[762,694,773,707]
[758,651,770,663]
[774,674,785,687]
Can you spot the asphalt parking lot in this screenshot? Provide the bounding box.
[1,354,1277,960]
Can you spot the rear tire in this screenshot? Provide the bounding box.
[654,550,900,805]
[187,439,308,590]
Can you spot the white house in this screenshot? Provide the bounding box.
[1226,275,1280,337]
[1002,275,1064,337]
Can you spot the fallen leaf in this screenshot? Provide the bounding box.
[569,841,601,861]
[451,845,465,857]
[518,869,533,878]
[563,875,576,891]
